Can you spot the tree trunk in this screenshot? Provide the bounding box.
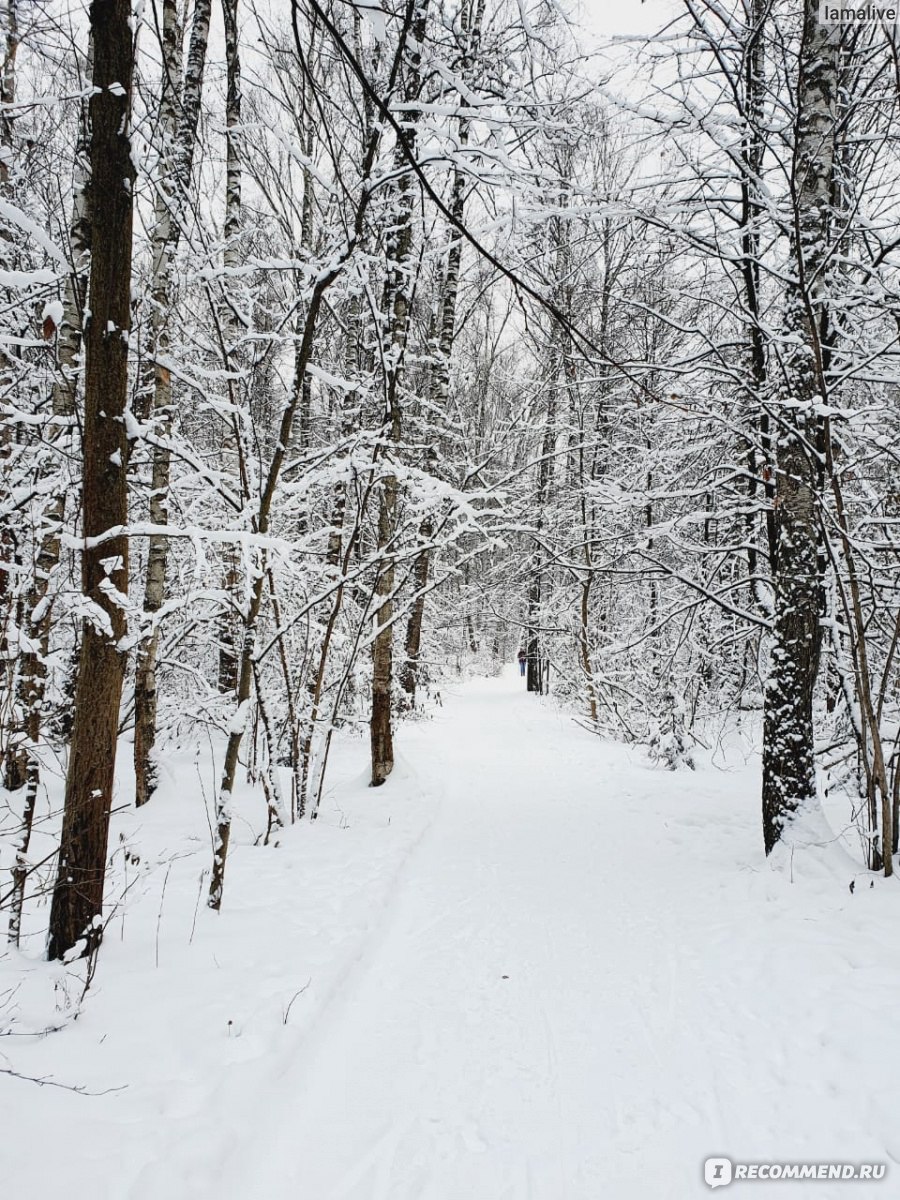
[400,0,484,706]
[369,0,428,785]
[370,470,398,786]
[6,47,92,944]
[47,0,135,962]
[297,288,365,817]
[761,1,836,855]
[0,0,17,187]
[526,320,559,696]
[0,0,19,770]
[739,0,775,610]
[134,0,211,806]
[399,512,432,700]
[578,573,598,725]
[216,0,242,697]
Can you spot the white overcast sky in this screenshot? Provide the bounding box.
[577,0,681,41]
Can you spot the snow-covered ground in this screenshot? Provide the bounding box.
[2,668,898,1198]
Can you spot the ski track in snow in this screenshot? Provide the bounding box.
[2,667,899,1199]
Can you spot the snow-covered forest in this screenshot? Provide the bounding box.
[0,0,898,1194]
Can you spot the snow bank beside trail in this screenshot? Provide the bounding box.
[0,733,440,1200]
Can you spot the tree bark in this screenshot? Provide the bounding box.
[47,0,134,962]
[761,1,836,855]
[216,0,242,697]
[369,0,429,785]
[6,46,92,944]
[0,0,19,741]
[739,0,776,605]
[526,295,562,695]
[399,0,483,706]
[0,0,16,186]
[134,0,211,806]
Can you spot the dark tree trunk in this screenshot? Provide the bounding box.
[369,0,428,785]
[399,514,432,700]
[47,0,134,961]
[526,324,559,696]
[370,470,398,787]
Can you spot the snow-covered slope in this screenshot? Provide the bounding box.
[2,669,898,1198]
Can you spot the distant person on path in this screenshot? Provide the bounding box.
[517,648,527,677]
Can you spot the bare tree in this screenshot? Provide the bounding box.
[47,0,135,962]
[761,1,838,854]
[133,0,211,806]
[370,0,429,785]
[6,40,92,945]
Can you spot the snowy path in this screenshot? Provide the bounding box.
[210,671,899,1199]
[4,669,899,1198]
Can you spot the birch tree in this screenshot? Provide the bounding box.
[133,0,211,807]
